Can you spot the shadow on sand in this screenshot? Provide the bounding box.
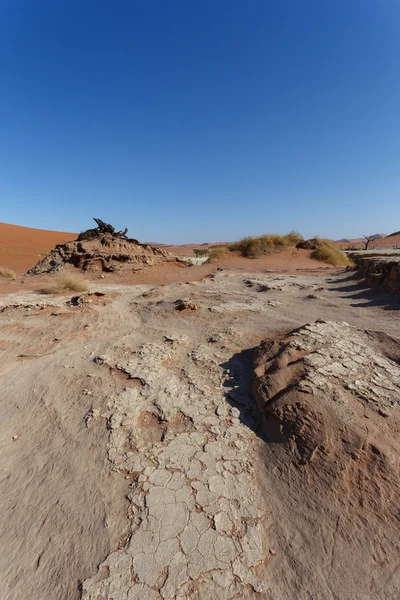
[327,273,400,311]
[220,348,269,443]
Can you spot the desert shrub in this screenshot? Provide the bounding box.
[311,243,350,267]
[207,247,229,261]
[229,237,263,258]
[268,234,289,249]
[285,231,304,245]
[193,248,209,257]
[229,232,300,258]
[44,271,89,294]
[0,267,16,279]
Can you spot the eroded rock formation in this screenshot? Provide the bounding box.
[296,238,323,250]
[351,254,400,293]
[25,219,185,275]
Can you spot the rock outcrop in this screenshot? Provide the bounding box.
[252,321,400,599]
[296,238,323,250]
[25,219,186,275]
[351,254,400,293]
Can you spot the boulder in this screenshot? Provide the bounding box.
[295,238,323,250]
[350,255,400,293]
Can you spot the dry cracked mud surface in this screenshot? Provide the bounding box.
[1,269,399,599]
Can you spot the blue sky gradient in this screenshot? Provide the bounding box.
[1,1,399,242]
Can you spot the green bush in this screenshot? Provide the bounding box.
[193,248,209,257]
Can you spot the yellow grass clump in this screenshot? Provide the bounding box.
[285,230,304,245]
[310,243,350,267]
[207,247,229,261]
[0,267,16,279]
[229,232,303,258]
[45,271,90,294]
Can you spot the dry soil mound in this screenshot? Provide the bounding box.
[253,320,400,599]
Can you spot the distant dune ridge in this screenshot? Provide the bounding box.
[337,233,387,244]
[1,221,400,275]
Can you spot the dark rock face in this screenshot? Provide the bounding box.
[296,238,323,250]
[25,220,186,275]
[351,255,400,293]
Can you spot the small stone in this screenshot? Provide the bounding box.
[84,407,100,427]
[174,298,199,311]
[93,355,106,365]
[210,426,222,434]
[216,405,228,417]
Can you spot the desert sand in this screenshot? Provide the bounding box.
[1,224,399,599]
[0,222,76,274]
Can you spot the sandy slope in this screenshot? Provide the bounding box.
[1,268,399,599]
[0,222,76,274]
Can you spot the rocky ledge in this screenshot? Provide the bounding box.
[351,254,400,293]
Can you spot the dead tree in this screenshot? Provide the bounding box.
[362,235,375,250]
[76,218,145,245]
[93,218,115,235]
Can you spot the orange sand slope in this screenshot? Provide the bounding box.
[0,222,77,273]
[0,221,333,282]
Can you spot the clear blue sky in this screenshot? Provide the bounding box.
[0,1,399,243]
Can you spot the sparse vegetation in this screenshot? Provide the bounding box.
[229,232,303,258]
[362,235,375,250]
[0,267,16,279]
[285,230,304,245]
[193,248,209,257]
[311,242,350,267]
[44,271,89,294]
[207,247,229,261]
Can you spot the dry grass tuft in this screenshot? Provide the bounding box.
[285,230,304,245]
[229,231,302,258]
[311,243,350,267]
[0,267,16,279]
[207,247,229,261]
[44,271,90,294]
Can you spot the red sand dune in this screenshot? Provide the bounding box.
[0,222,334,294]
[0,222,77,274]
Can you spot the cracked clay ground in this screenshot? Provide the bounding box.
[1,269,399,599]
